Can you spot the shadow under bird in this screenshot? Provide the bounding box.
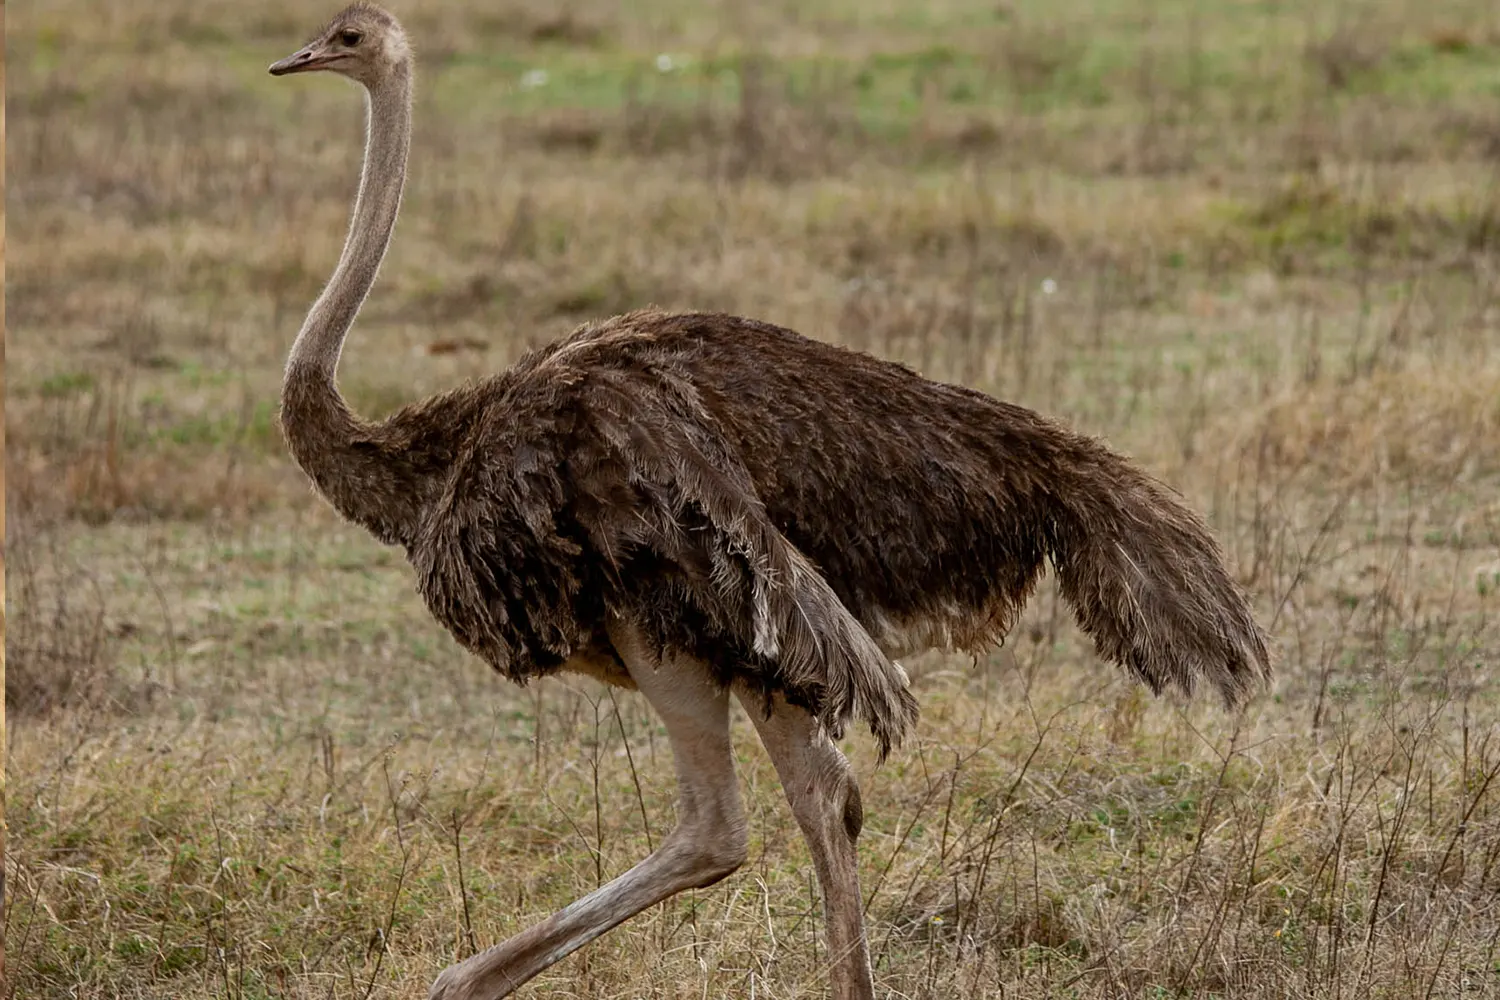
[268,4,1272,998]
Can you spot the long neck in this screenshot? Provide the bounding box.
[288,71,410,379]
[281,66,419,544]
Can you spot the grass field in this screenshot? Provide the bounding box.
[8,0,1500,996]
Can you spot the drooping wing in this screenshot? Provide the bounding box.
[412,358,917,756]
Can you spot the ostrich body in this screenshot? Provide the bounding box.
[270,6,1271,999]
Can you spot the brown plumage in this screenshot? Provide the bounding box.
[269,6,1271,998]
[286,309,1269,753]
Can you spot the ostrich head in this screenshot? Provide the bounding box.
[268,2,410,87]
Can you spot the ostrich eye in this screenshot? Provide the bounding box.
[339,29,363,46]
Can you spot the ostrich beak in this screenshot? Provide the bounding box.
[269,42,344,76]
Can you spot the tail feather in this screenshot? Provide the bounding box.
[1046,449,1272,707]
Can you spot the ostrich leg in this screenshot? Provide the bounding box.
[429,637,748,1000]
[737,689,876,1000]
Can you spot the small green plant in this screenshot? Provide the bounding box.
[39,370,96,398]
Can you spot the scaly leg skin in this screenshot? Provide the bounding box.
[429,626,748,1000]
[736,688,876,1000]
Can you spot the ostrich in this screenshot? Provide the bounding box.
[268,5,1271,999]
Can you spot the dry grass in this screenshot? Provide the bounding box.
[8,0,1500,997]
